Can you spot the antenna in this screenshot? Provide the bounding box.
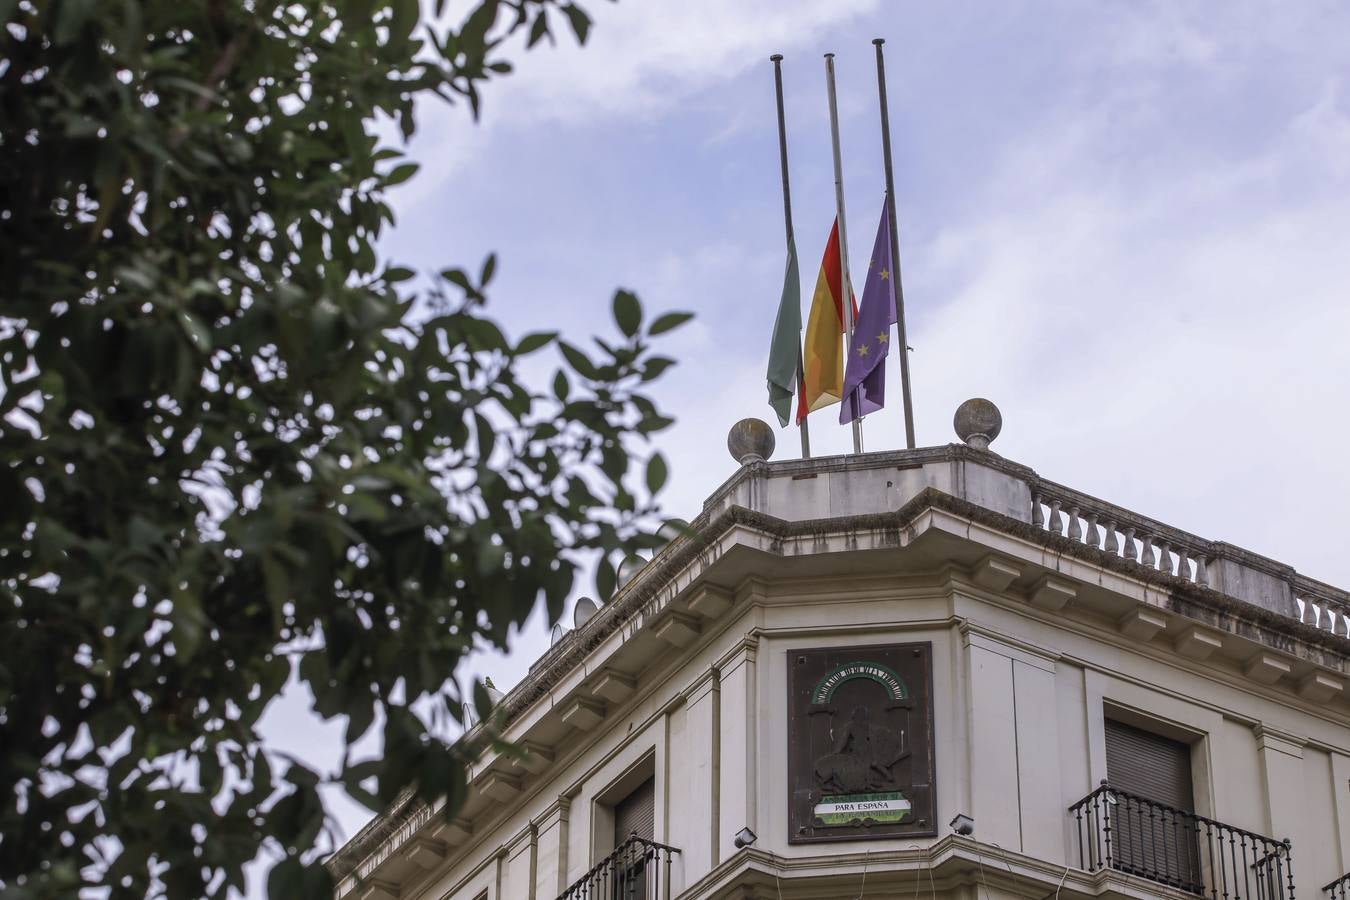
[573,596,599,628]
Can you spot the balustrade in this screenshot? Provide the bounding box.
[557,834,680,900]
[1031,485,1211,589]
[1295,577,1350,638]
[1071,783,1294,899]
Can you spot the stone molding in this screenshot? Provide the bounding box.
[328,478,1350,884]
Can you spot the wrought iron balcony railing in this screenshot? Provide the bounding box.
[556,833,680,900]
[1326,872,1350,898]
[1070,783,1294,899]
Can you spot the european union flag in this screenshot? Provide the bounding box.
[839,199,898,424]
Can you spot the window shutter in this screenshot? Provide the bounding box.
[1104,719,1194,810]
[614,777,655,846]
[1104,718,1200,890]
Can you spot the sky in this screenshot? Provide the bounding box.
[253,0,1350,889]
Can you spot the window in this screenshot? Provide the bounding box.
[605,775,655,900]
[613,776,655,846]
[1104,718,1201,890]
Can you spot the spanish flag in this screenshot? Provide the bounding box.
[798,218,856,423]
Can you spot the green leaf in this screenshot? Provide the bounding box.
[170,584,207,663]
[480,252,497,286]
[595,555,616,602]
[178,311,213,352]
[267,857,304,899]
[645,453,668,494]
[552,370,569,401]
[514,331,556,355]
[261,553,291,613]
[442,268,474,294]
[526,11,551,47]
[385,163,420,186]
[461,0,501,45]
[52,0,96,45]
[459,316,507,351]
[648,311,694,335]
[638,414,676,434]
[561,3,591,44]
[612,290,642,337]
[38,369,66,410]
[391,0,420,39]
[558,342,598,379]
[345,699,376,746]
[473,412,496,462]
[641,356,676,382]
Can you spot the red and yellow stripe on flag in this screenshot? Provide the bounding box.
[798,218,855,423]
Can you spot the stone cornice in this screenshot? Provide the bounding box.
[328,478,1350,884]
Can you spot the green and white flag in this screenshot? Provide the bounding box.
[766,237,802,427]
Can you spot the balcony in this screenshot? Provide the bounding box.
[557,833,681,900]
[1070,783,1294,898]
[1326,873,1350,898]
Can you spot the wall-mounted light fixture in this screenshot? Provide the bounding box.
[733,827,757,849]
[949,813,974,836]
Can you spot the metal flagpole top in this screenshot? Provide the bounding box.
[769,51,811,458]
[823,51,863,454]
[871,36,917,449]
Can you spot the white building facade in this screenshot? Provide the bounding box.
[329,410,1350,900]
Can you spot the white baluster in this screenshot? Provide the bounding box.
[1068,506,1082,542]
[1105,521,1122,556]
[1156,540,1171,573]
[1177,548,1193,582]
[1197,555,1211,587]
[1144,535,1158,568]
[1049,500,1064,535]
[1085,513,1101,550]
[1123,527,1137,563]
[1323,603,1341,635]
[1032,493,1045,528]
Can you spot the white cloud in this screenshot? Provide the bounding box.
[1101,2,1220,71]
[489,0,878,124]
[395,0,877,207]
[905,36,1350,585]
[1289,80,1350,178]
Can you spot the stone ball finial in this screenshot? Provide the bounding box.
[954,398,1002,450]
[727,418,775,465]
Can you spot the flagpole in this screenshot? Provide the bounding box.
[825,52,863,454]
[770,54,811,460]
[872,38,917,450]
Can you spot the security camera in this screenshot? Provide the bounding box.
[733,827,757,849]
[949,813,974,836]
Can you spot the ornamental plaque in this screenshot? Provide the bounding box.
[787,642,936,842]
